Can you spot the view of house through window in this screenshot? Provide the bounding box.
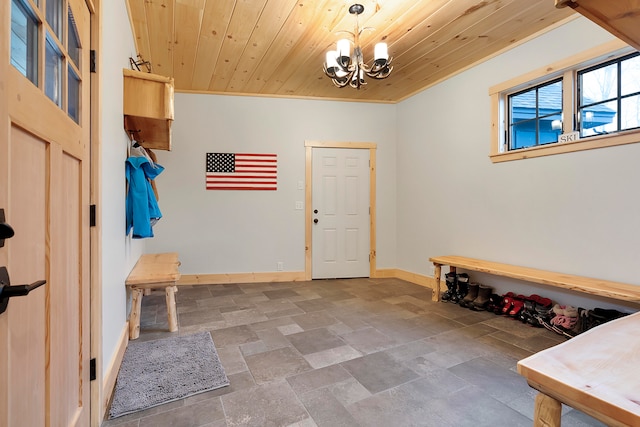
[508,79,562,150]
[499,49,640,157]
[578,53,640,137]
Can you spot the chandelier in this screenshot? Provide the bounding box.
[323,3,393,89]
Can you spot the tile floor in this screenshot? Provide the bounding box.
[102,278,606,427]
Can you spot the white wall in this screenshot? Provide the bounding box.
[396,17,640,310]
[100,0,145,375]
[146,94,397,274]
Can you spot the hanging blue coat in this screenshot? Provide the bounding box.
[125,156,164,238]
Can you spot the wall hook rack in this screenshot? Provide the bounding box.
[129,54,152,73]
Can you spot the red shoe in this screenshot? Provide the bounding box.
[509,299,525,317]
[501,292,516,314]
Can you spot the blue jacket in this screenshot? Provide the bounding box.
[125,156,164,238]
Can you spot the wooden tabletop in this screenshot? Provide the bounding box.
[125,252,181,286]
[517,311,640,426]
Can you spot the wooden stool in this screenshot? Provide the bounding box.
[125,253,181,340]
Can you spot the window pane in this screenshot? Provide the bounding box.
[538,81,562,115]
[510,90,536,124]
[45,33,63,107]
[621,54,640,97]
[68,65,80,123]
[539,113,563,145]
[581,63,617,105]
[508,78,562,150]
[68,7,81,67]
[621,95,640,131]
[580,100,617,137]
[11,0,38,84]
[46,0,63,39]
[511,121,536,150]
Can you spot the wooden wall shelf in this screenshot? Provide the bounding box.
[123,69,174,151]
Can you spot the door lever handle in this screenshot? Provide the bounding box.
[0,266,47,315]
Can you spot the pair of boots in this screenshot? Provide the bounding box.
[441,273,470,304]
[459,282,492,311]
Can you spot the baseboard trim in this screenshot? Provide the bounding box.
[394,269,435,289]
[101,322,129,420]
[179,269,438,290]
[179,271,306,285]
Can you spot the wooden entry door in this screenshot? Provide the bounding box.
[0,0,91,425]
[311,147,370,279]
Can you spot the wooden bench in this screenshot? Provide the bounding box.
[517,310,640,426]
[428,255,640,303]
[125,252,181,340]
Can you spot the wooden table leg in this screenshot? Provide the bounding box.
[432,263,442,301]
[534,392,562,427]
[129,288,144,340]
[165,285,178,332]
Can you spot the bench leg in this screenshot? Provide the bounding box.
[534,392,562,427]
[166,285,178,332]
[432,264,442,302]
[129,288,144,340]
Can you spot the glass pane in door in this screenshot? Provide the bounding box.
[68,65,80,123]
[46,0,63,40]
[67,7,81,67]
[45,32,63,107]
[11,0,39,84]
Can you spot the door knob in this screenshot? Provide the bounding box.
[0,266,46,315]
[0,209,14,248]
[314,218,318,224]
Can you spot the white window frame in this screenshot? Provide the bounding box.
[489,39,639,163]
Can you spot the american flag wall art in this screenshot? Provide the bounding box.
[206,153,277,190]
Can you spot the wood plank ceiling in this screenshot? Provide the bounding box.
[125,0,577,103]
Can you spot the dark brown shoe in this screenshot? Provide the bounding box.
[471,284,492,311]
[459,282,479,308]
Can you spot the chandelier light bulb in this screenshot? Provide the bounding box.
[374,43,388,63]
[325,51,339,71]
[337,39,351,60]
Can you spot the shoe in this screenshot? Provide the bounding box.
[500,292,517,314]
[529,302,554,327]
[517,298,536,323]
[508,299,525,317]
[471,284,493,311]
[560,307,590,338]
[441,272,457,302]
[486,293,503,314]
[548,305,578,336]
[452,273,470,304]
[459,282,479,308]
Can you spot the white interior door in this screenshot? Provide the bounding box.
[312,147,370,279]
[0,0,91,425]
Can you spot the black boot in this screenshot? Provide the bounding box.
[452,273,469,304]
[460,282,479,308]
[441,272,457,302]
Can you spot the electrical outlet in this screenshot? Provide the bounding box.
[277,262,284,271]
[295,201,303,210]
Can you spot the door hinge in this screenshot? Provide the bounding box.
[90,50,96,73]
[90,358,96,381]
[89,204,96,227]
